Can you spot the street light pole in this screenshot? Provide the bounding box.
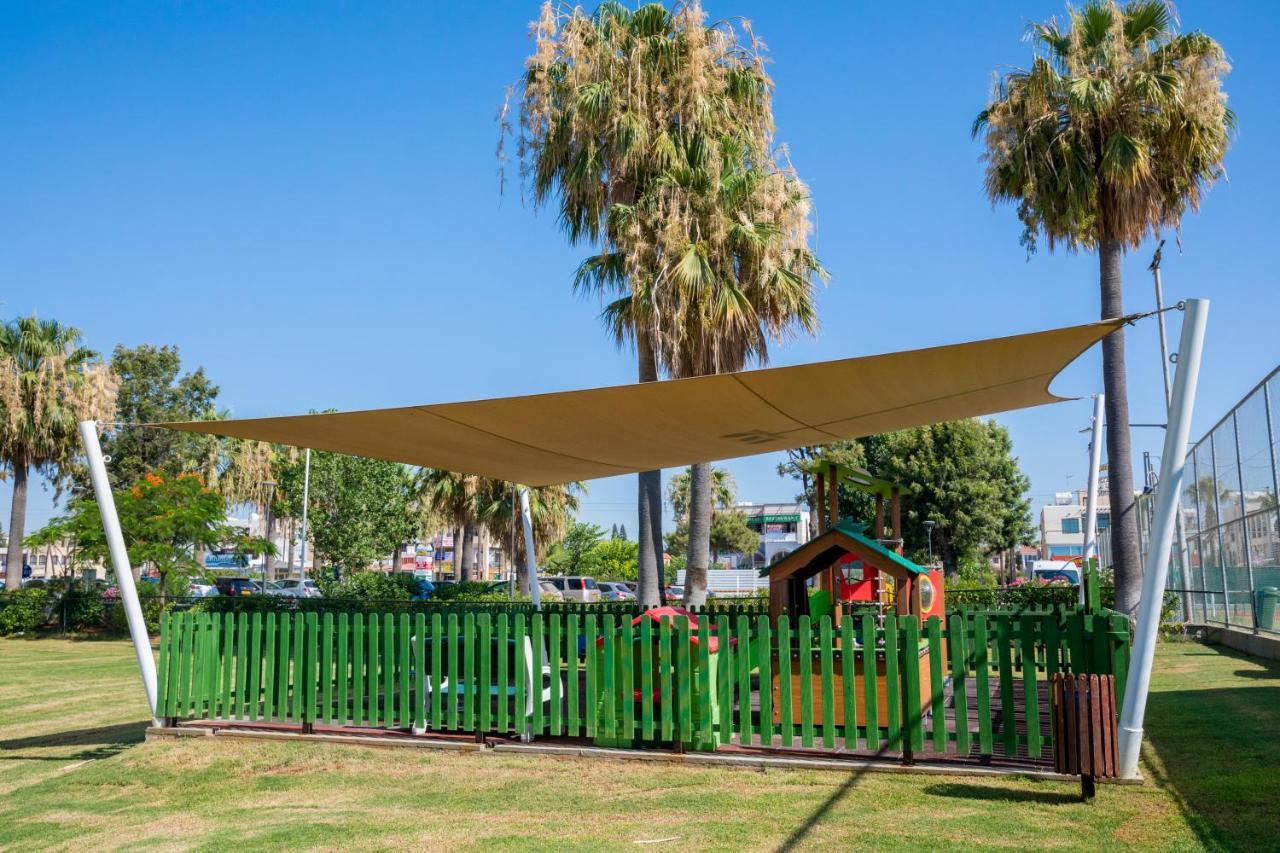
[297,448,311,584]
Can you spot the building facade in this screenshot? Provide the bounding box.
[733,502,811,571]
[1039,488,1112,564]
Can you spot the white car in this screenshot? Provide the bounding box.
[188,581,219,598]
[543,576,600,603]
[275,579,323,598]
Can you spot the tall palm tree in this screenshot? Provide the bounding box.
[974,0,1233,614]
[415,469,483,581]
[0,316,118,587]
[507,0,824,606]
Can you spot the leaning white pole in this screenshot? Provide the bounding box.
[1118,298,1208,779]
[1082,393,1105,606]
[79,420,161,726]
[519,486,540,608]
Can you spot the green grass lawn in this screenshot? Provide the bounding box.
[1,637,1275,851]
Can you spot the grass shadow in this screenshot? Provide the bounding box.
[921,782,1078,805]
[776,763,874,852]
[0,720,149,764]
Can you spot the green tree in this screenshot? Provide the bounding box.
[506,1,823,607]
[0,316,118,588]
[545,521,606,575]
[276,451,415,575]
[974,0,1233,613]
[46,471,267,604]
[666,508,759,565]
[667,466,736,526]
[585,537,640,581]
[476,480,582,594]
[102,344,220,488]
[859,421,1034,577]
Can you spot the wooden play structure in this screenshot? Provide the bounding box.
[763,461,945,727]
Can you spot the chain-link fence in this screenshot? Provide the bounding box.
[1139,364,1280,634]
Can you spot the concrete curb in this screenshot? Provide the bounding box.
[146,725,1142,784]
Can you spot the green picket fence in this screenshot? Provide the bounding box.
[157,606,1129,763]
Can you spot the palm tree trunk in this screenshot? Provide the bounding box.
[477,525,491,579]
[1099,239,1142,616]
[459,523,476,582]
[636,331,664,607]
[683,462,712,608]
[452,525,463,581]
[5,461,28,589]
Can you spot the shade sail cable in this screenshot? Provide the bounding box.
[155,315,1129,485]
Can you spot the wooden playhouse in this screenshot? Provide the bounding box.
[762,462,945,727]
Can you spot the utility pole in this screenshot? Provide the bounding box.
[1083,394,1104,607]
[260,481,277,593]
[1150,242,1192,622]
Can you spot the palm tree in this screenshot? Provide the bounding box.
[415,469,483,581]
[974,0,1233,614]
[476,479,583,596]
[507,0,824,606]
[0,316,118,588]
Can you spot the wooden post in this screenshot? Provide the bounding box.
[815,471,827,534]
[826,465,839,594]
[874,494,885,541]
[890,487,902,551]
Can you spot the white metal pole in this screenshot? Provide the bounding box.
[78,420,161,726]
[1118,298,1208,779]
[1153,254,1193,622]
[519,486,540,607]
[1082,393,1105,606]
[298,448,311,584]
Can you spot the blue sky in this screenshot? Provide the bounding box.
[4,1,1278,537]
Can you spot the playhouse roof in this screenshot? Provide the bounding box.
[160,318,1122,485]
[760,519,927,582]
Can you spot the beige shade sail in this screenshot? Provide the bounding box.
[161,318,1122,485]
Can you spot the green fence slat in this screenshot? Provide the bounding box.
[338,614,350,726]
[304,613,318,724]
[1020,614,1041,758]
[947,613,970,755]
[696,617,711,749]
[1111,613,1129,715]
[840,616,856,750]
[478,613,491,734]
[996,616,1016,756]
[462,612,476,732]
[260,613,276,721]
[639,616,653,741]
[820,617,836,749]
[320,614,334,725]
[600,614,616,744]
[798,614,814,748]
[778,615,794,748]
[659,616,673,742]
[568,612,581,738]
[1089,614,1108,675]
[157,614,171,717]
[531,614,545,737]
[902,618,923,754]
[927,617,945,753]
[622,615,636,744]
[203,614,219,718]
[398,613,411,729]
[247,613,262,720]
[716,615,732,746]
[736,614,752,745]
[412,613,426,732]
[431,613,443,730]
[190,615,205,718]
[174,613,191,716]
[351,614,364,726]
[514,613,527,738]
[548,613,561,737]
[233,613,248,719]
[1067,611,1085,673]
[1044,608,1061,678]
[220,613,234,719]
[677,616,692,746]
[884,614,903,752]
[973,614,993,756]
[382,613,395,727]
[756,614,773,749]
[563,613,577,737]
[446,613,459,730]
[496,613,509,734]
[367,612,380,727]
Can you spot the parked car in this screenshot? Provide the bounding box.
[214,577,261,597]
[537,580,565,602]
[665,584,684,601]
[275,579,323,598]
[543,575,600,603]
[188,581,219,598]
[598,581,635,602]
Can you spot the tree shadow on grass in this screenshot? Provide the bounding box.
[0,720,148,763]
[776,762,874,852]
[921,782,1078,805]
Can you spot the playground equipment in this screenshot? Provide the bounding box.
[763,462,945,727]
